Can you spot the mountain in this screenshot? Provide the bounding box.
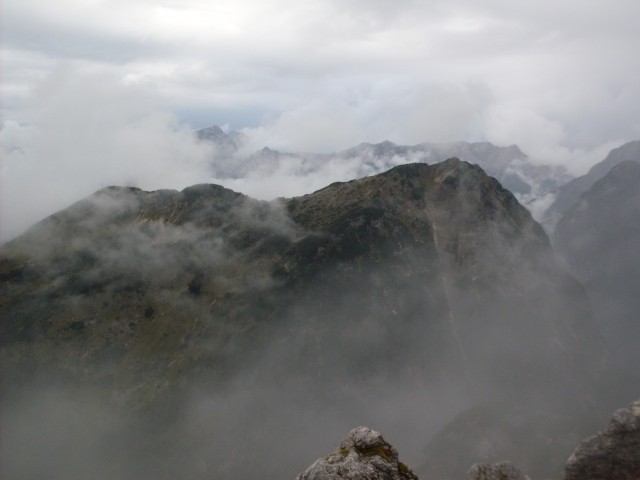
[419,158,640,480]
[554,160,640,373]
[195,125,246,154]
[339,140,567,199]
[545,140,640,224]
[195,125,570,207]
[1,159,607,479]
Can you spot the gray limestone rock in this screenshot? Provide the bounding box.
[295,426,418,480]
[564,399,640,480]
[467,461,530,480]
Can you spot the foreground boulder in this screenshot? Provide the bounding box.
[296,426,418,480]
[467,461,530,480]
[564,399,640,480]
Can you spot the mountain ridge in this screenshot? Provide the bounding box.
[545,140,640,223]
[0,158,609,479]
[195,125,570,202]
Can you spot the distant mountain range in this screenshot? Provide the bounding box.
[195,125,571,212]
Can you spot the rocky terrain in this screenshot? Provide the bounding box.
[297,398,640,480]
[0,158,618,479]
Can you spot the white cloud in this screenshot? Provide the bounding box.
[0,68,215,242]
[243,105,364,154]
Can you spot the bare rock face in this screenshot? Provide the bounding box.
[467,461,530,480]
[296,426,418,480]
[564,399,640,480]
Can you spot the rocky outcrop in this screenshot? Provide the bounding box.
[563,399,640,480]
[467,461,530,480]
[295,426,418,480]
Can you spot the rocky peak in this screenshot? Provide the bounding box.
[195,124,245,154]
[195,124,225,140]
[296,426,418,480]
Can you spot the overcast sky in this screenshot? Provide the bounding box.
[1,0,640,241]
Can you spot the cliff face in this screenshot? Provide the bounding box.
[0,159,607,479]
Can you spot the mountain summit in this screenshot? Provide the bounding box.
[1,159,607,479]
